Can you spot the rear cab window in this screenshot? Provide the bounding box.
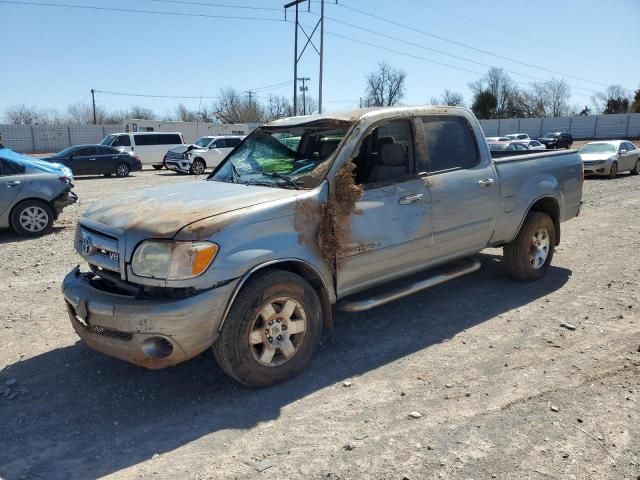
[420,115,479,172]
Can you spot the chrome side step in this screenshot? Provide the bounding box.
[336,257,482,312]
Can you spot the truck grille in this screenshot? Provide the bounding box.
[76,225,122,275]
[582,161,596,167]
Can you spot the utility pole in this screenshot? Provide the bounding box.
[91,88,97,124]
[297,77,310,115]
[284,0,335,116]
[245,90,255,107]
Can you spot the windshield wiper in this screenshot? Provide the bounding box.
[261,171,301,190]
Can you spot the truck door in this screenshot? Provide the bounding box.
[420,115,499,260]
[337,118,433,297]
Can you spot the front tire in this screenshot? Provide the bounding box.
[152,165,163,170]
[190,159,206,175]
[608,161,618,179]
[115,163,130,177]
[10,200,54,236]
[504,212,556,282]
[631,159,640,175]
[213,270,322,387]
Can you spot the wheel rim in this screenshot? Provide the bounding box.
[529,228,550,270]
[610,164,617,177]
[193,162,204,174]
[19,206,49,233]
[249,297,307,367]
[117,165,129,176]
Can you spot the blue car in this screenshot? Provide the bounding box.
[0,149,78,236]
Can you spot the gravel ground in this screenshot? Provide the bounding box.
[0,167,639,480]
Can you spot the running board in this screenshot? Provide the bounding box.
[336,257,482,312]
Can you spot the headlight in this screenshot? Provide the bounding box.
[131,240,218,280]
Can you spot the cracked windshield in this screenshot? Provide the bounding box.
[210,122,351,189]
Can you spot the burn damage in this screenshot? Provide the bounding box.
[318,159,363,272]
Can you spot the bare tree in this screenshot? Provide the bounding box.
[3,104,40,125]
[67,102,103,124]
[264,94,291,121]
[213,87,264,123]
[430,89,464,106]
[364,61,406,107]
[129,105,156,120]
[469,68,518,118]
[591,85,632,114]
[175,103,197,122]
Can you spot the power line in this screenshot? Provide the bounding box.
[336,3,612,89]
[322,14,598,94]
[0,1,284,21]
[148,0,281,11]
[401,0,614,65]
[94,90,220,99]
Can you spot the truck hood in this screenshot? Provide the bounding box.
[82,180,299,236]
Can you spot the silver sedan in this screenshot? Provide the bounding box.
[579,141,640,179]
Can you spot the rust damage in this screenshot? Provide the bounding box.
[318,159,363,272]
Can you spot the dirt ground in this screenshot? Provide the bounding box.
[0,167,639,480]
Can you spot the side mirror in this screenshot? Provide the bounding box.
[620,149,627,154]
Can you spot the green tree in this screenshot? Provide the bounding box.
[471,90,497,119]
[631,87,640,113]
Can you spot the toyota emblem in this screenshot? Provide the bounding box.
[80,235,95,256]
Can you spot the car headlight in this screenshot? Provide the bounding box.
[131,240,218,280]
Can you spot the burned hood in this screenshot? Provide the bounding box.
[82,180,299,237]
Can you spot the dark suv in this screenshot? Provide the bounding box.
[538,132,573,149]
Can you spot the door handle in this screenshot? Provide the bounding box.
[399,193,424,205]
[478,178,495,187]
[6,180,21,187]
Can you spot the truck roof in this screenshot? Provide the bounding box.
[265,105,470,127]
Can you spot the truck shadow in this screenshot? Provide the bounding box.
[0,253,571,479]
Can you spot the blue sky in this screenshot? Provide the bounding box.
[1,0,639,118]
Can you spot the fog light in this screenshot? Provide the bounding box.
[141,337,174,359]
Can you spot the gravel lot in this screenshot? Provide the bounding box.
[0,167,639,480]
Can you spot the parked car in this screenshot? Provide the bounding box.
[43,145,142,177]
[516,140,547,151]
[0,148,77,236]
[62,106,583,386]
[487,141,530,153]
[100,132,184,169]
[164,135,244,175]
[485,136,511,142]
[505,133,530,141]
[538,132,573,149]
[579,140,640,178]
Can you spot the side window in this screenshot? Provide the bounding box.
[506,143,517,151]
[134,134,157,146]
[353,119,414,185]
[227,138,242,148]
[112,135,131,147]
[624,142,635,152]
[74,147,94,157]
[97,147,116,155]
[211,139,224,148]
[422,116,479,172]
[159,134,181,145]
[0,158,25,176]
[518,134,526,140]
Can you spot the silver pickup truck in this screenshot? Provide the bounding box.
[62,106,583,386]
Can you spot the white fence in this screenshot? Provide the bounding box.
[479,113,640,139]
[0,121,260,153]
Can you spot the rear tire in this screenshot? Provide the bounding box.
[631,159,640,175]
[190,159,206,175]
[504,212,556,282]
[608,161,618,179]
[115,163,130,177]
[152,165,163,170]
[10,199,54,236]
[213,270,322,387]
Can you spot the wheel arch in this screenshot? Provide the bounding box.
[10,196,56,220]
[517,196,561,246]
[219,259,333,333]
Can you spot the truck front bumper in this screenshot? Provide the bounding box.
[62,268,238,369]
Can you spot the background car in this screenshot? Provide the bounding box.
[504,133,530,141]
[0,148,77,236]
[487,141,530,152]
[43,145,142,177]
[100,132,184,169]
[516,139,547,150]
[165,135,244,174]
[579,140,640,178]
[485,136,511,142]
[538,132,573,149]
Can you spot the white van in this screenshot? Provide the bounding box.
[100,132,184,169]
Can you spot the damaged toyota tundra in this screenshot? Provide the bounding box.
[62,106,583,386]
